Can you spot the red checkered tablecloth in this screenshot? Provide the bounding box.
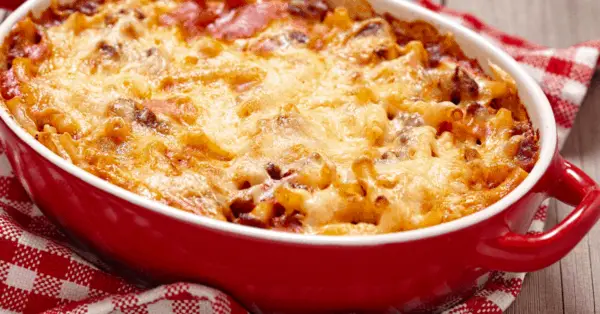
[0,1,599,313]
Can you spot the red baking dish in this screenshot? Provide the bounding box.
[0,0,599,312]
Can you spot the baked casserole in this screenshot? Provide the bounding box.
[0,0,539,235]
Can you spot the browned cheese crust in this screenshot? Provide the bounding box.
[0,0,539,235]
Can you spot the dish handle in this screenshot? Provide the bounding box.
[478,156,600,272]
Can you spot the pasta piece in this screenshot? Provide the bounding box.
[229,158,270,189]
[397,100,463,129]
[274,184,311,216]
[343,18,399,63]
[323,7,352,30]
[31,107,81,135]
[324,0,374,20]
[288,153,336,190]
[4,97,37,134]
[103,116,131,143]
[489,108,514,132]
[183,130,235,160]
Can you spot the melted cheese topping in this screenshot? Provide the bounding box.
[0,0,538,235]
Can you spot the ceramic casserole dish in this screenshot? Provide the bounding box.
[0,0,599,312]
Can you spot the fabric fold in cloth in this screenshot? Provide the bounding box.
[0,0,598,313]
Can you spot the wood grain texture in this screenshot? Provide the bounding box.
[558,118,595,314]
[574,77,600,314]
[505,200,564,314]
[446,0,600,313]
[445,0,600,47]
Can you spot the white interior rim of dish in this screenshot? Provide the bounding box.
[0,0,557,245]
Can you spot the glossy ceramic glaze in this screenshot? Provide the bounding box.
[1,0,599,312]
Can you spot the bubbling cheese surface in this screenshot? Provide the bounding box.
[0,0,539,234]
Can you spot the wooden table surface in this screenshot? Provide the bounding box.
[436,1,600,313]
[1,1,599,313]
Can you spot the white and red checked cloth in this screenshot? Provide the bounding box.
[0,0,599,313]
